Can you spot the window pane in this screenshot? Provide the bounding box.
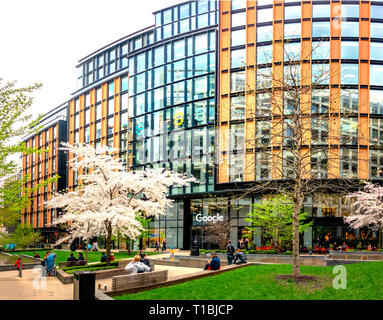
[257,8,273,23]
[285,6,301,20]
[257,25,273,43]
[370,90,383,115]
[341,5,359,18]
[232,0,246,11]
[284,23,301,39]
[313,4,331,18]
[313,22,330,38]
[231,49,246,68]
[371,23,383,39]
[257,45,272,64]
[232,12,246,27]
[371,43,383,61]
[371,65,383,86]
[341,64,358,85]
[231,29,246,47]
[341,42,359,60]
[341,22,359,38]
[371,5,383,20]
[231,71,246,93]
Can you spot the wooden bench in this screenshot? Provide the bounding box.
[112,270,168,292]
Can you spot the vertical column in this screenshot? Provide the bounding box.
[33,135,38,228]
[301,0,313,179]
[101,83,108,147]
[114,77,121,155]
[68,100,75,190]
[244,0,256,181]
[90,88,96,144]
[328,0,341,179]
[271,1,284,180]
[358,1,371,179]
[218,0,231,183]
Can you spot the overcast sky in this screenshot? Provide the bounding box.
[0,0,185,117]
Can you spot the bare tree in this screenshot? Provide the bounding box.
[217,39,369,278]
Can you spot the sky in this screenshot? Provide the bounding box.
[0,0,185,117]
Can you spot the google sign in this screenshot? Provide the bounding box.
[196,214,224,224]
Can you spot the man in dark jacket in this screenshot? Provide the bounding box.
[233,249,247,264]
[204,252,221,271]
[226,240,235,265]
[67,253,77,262]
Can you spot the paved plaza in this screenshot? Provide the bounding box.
[0,251,201,300]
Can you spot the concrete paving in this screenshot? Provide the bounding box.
[0,268,73,300]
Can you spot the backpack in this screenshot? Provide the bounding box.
[227,244,235,255]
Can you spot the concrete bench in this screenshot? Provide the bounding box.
[112,270,168,292]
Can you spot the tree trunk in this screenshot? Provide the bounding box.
[85,240,89,262]
[379,228,382,249]
[292,199,300,277]
[106,224,112,266]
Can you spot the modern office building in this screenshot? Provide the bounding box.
[22,0,383,249]
[21,104,67,244]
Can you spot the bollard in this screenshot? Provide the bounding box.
[73,271,95,300]
[19,256,23,278]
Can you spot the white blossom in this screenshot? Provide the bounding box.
[47,143,195,246]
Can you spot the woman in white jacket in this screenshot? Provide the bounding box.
[124,255,151,274]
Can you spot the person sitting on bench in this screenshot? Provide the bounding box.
[204,252,221,271]
[124,255,151,274]
[233,249,247,264]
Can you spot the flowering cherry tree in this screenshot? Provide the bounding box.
[47,143,194,264]
[345,183,383,247]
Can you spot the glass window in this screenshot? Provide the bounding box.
[231,71,246,93]
[341,42,359,60]
[341,22,359,38]
[136,52,146,73]
[312,22,330,38]
[370,149,383,179]
[153,66,165,87]
[312,89,329,114]
[284,23,301,39]
[313,4,331,18]
[340,149,358,179]
[257,45,273,64]
[230,96,246,120]
[232,0,246,11]
[370,90,383,115]
[136,94,145,115]
[121,93,128,111]
[96,105,102,120]
[194,76,207,100]
[257,8,273,23]
[153,87,164,110]
[231,49,246,68]
[312,63,330,85]
[173,60,185,80]
[108,98,114,116]
[194,54,208,76]
[231,28,246,47]
[341,5,359,18]
[193,101,207,125]
[180,18,190,34]
[198,13,209,28]
[284,42,301,61]
[96,122,102,139]
[163,9,172,24]
[108,82,114,97]
[257,25,273,43]
[340,89,358,113]
[312,41,330,60]
[198,0,209,14]
[371,65,383,86]
[371,5,383,20]
[232,12,246,27]
[121,76,129,92]
[371,23,383,39]
[285,6,301,20]
[195,33,208,54]
[341,64,358,85]
[154,46,164,66]
[173,39,185,60]
[96,87,102,103]
[180,3,189,19]
[371,43,383,61]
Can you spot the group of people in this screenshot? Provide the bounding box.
[124,250,153,274]
[154,239,167,252]
[67,252,85,262]
[88,242,98,251]
[237,238,250,251]
[202,240,248,271]
[226,240,248,265]
[37,251,57,276]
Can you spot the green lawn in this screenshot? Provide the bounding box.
[9,250,162,264]
[115,262,383,300]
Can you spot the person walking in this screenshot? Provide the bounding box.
[226,240,235,266]
[14,257,23,275]
[162,238,167,252]
[45,252,56,276]
[155,240,160,252]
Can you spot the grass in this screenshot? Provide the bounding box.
[114,262,383,300]
[8,250,163,264]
